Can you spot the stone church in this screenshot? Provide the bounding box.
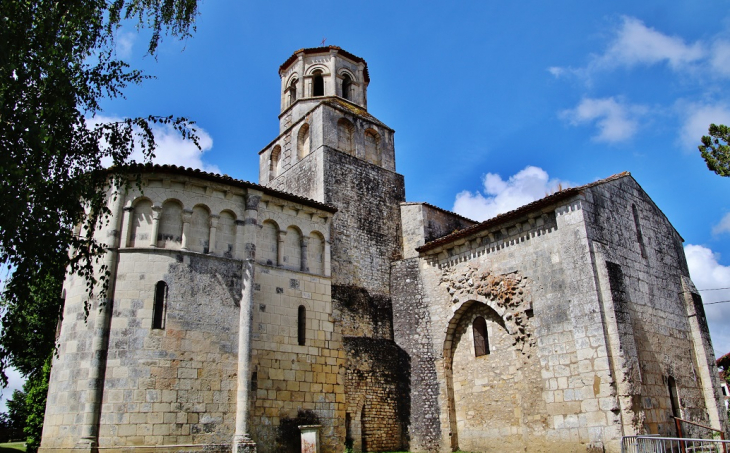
[39,47,728,453]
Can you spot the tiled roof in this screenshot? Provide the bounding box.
[109,163,338,213]
[415,172,631,253]
[279,46,370,83]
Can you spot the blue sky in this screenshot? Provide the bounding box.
[106,0,730,360]
[6,0,730,408]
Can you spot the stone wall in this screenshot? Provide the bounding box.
[390,258,442,452]
[332,285,393,340]
[322,146,405,295]
[250,265,344,453]
[400,203,476,259]
[40,170,340,452]
[414,199,621,452]
[581,177,728,437]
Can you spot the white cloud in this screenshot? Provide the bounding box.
[710,40,730,78]
[89,115,220,174]
[677,103,730,149]
[560,97,645,143]
[685,244,730,357]
[0,367,25,413]
[115,31,136,60]
[547,67,566,78]
[550,16,706,79]
[712,213,730,236]
[598,16,705,71]
[453,166,572,221]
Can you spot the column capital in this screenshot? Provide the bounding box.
[245,190,263,211]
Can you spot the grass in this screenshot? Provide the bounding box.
[0,442,26,452]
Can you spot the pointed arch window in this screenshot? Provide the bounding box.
[313,70,324,96]
[153,281,168,329]
[473,316,489,357]
[341,74,352,100]
[298,305,306,346]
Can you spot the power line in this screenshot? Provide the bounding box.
[704,300,730,305]
[698,287,730,292]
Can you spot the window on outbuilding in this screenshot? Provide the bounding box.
[313,70,324,96]
[152,281,168,329]
[298,305,306,345]
[473,316,489,357]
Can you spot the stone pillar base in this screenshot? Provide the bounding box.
[232,435,257,453]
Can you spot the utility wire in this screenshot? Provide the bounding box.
[703,300,730,305]
[698,287,730,292]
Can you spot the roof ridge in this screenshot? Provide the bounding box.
[415,172,631,253]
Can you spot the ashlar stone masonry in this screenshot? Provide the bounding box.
[40,46,727,453]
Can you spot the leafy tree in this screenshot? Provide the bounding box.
[0,0,202,446]
[698,124,730,177]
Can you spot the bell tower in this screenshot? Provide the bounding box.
[258,47,410,452]
[258,45,405,296]
[278,46,369,128]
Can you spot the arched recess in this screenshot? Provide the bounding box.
[158,200,183,249]
[269,145,282,180]
[297,124,311,160]
[307,231,325,275]
[364,128,381,165]
[337,118,355,155]
[283,226,302,270]
[257,219,279,266]
[129,198,153,247]
[442,300,510,452]
[216,210,237,258]
[346,395,366,453]
[189,204,210,253]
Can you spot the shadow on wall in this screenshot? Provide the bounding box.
[276,409,320,453]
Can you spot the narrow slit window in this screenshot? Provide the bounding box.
[668,376,680,418]
[313,71,324,96]
[153,281,168,329]
[298,305,306,346]
[632,204,647,258]
[473,316,489,357]
[55,294,66,340]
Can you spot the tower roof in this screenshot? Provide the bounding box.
[279,46,370,83]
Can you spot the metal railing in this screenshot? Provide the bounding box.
[622,435,730,453]
[673,416,726,444]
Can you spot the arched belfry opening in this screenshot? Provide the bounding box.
[341,73,352,100]
[313,70,324,97]
[288,78,297,105]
